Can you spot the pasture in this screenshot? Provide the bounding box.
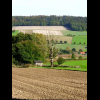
[12,30,19,36]
[55,44,87,51]
[43,60,87,71]
[72,35,87,45]
[61,30,87,36]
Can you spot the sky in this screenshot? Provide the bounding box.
[12,0,87,17]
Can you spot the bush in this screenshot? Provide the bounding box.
[64,41,67,44]
[57,57,65,65]
[71,53,76,60]
[79,56,83,60]
[72,48,76,51]
[60,41,63,44]
[22,64,33,68]
[79,42,81,44]
[79,49,83,52]
[74,42,76,44]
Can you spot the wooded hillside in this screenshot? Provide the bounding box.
[12,15,87,31]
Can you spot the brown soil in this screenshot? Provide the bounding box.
[12,68,87,100]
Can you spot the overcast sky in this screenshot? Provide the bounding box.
[12,0,87,17]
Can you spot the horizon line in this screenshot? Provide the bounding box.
[12,15,87,17]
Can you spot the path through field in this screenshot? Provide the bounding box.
[12,68,87,100]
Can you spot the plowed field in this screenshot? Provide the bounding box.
[12,68,87,100]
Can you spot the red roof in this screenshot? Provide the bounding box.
[80,52,85,54]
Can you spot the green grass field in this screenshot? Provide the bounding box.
[72,35,87,45]
[54,44,87,51]
[52,30,87,51]
[43,60,87,71]
[61,30,87,36]
[12,30,19,36]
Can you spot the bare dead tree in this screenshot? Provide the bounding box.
[46,30,54,67]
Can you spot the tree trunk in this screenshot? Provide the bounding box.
[50,45,53,67]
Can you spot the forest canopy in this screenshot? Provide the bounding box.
[12,15,87,31]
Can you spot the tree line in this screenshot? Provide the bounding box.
[12,15,87,31]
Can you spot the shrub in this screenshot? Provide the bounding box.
[74,42,76,44]
[22,64,32,68]
[79,56,83,60]
[72,48,76,51]
[79,42,81,44]
[79,49,83,52]
[71,53,76,60]
[60,41,63,44]
[57,57,65,65]
[64,41,67,44]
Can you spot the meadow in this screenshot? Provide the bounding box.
[61,30,87,36]
[72,35,87,45]
[12,30,19,36]
[43,60,87,72]
[54,44,87,51]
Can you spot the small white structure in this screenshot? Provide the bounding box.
[34,61,43,67]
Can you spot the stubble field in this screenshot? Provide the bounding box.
[12,26,68,30]
[12,68,87,100]
[12,26,67,35]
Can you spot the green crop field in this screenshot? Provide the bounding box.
[52,30,87,51]
[12,30,19,36]
[61,30,87,36]
[72,35,87,45]
[43,60,87,71]
[54,44,87,51]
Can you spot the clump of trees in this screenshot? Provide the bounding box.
[12,32,59,65]
[46,40,67,44]
[59,47,75,54]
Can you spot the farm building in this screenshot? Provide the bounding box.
[34,61,43,67]
[80,52,85,55]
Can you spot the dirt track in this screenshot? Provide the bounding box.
[12,68,87,100]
